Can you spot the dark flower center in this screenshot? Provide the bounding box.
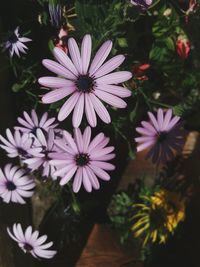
[75,153,90,166]
[76,75,94,93]
[24,243,33,252]
[149,207,167,229]
[157,131,168,143]
[17,147,28,158]
[8,33,18,44]
[6,181,16,191]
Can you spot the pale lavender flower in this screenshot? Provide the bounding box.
[3,27,32,57]
[14,110,58,134]
[7,223,57,259]
[50,126,115,192]
[23,129,59,179]
[0,164,35,204]
[135,109,187,163]
[38,34,132,128]
[130,0,153,10]
[0,129,34,159]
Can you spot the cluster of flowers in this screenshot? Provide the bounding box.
[0,23,187,260]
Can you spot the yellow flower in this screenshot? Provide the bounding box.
[131,190,185,246]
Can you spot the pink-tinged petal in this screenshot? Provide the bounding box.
[95,153,115,161]
[7,227,20,242]
[72,93,84,128]
[31,110,38,126]
[157,109,164,129]
[38,77,74,88]
[94,55,125,78]
[82,167,92,192]
[16,224,25,242]
[89,94,111,124]
[89,165,110,181]
[165,116,180,131]
[42,86,75,104]
[37,241,53,250]
[136,140,155,152]
[90,161,115,170]
[13,44,20,57]
[90,137,109,152]
[90,147,114,159]
[96,71,132,85]
[6,129,16,146]
[68,37,82,74]
[74,128,84,153]
[136,127,155,136]
[34,235,47,246]
[63,130,78,153]
[81,34,92,74]
[58,92,80,121]
[141,121,157,134]
[96,84,131,98]
[85,94,97,127]
[36,129,47,147]
[94,90,127,108]
[85,166,100,190]
[42,59,76,80]
[88,133,105,153]
[135,136,155,143]
[23,111,34,126]
[60,166,77,186]
[148,112,160,131]
[83,126,91,153]
[18,37,32,42]
[25,226,33,241]
[0,134,14,148]
[162,109,172,130]
[73,167,83,193]
[39,112,48,127]
[54,163,75,177]
[50,159,74,166]
[53,47,78,76]
[89,40,112,75]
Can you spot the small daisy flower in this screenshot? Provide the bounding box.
[135,109,187,163]
[2,27,32,57]
[14,110,58,134]
[23,129,58,179]
[7,223,57,259]
[130,0,153,10]
[50,126,115,192]
[0,164,35,204]
[38,34,132,128]
[0,129,34,159]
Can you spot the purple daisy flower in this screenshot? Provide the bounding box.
[135,109,187,163]
[23,129,59,179]
[38,34,132,127]
[0,129,34,159]
[50,126,115,192]
[130,0,153,10]
[2,27,32,57]
[7,223,57,259]
[14,110,58,134]
[49,3,62,29]
[0,164,35,204]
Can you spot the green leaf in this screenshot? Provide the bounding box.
[117,37,128,48]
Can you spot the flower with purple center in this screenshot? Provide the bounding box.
[0,164,35,204]
[0,129,34,159]
[135,109,187,163]
[50,126,115,192]
[14,110,58,134]
[130,0,153,10]
[23,129,59,179]
[38,34,132,128]
[7,223,57,259]
[2,27,32,57]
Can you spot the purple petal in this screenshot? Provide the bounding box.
[94,90,127,108]
[38,77,74,88]
[58,92,80,121]
[96,84,131,98]
[42,87,75,104]
[96,71,132,84]
[85,94,97,127]
[72,93,84,128]
[81,34,92,75]
[68,37,82,74]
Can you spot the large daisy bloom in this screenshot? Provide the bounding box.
[50,126,115,192]
[15,110,58,134]
[0,129,34,159]
[3,27,32,57]
[0,164,35,204]
[135,109,187,163]
[23,129,59,179]
[38,34,132,127]
[7,223,57,259]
